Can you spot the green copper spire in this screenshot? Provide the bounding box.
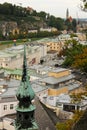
[15,44,38,130]
[22,43,27,82]
[16,44,35,100]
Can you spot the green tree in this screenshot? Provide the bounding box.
[81,0,87,11]
[72,19,77,32]
[0,30,4,40]
[37,11,47,20]
[65,18,77,32]
[56,111,84,130]
[65,19,72,31]
[73,47,87,72]
[62,39,84,67]
[48,16,64,30]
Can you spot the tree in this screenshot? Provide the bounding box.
[48,15,64,30]
[65,19,73,31]
[73,47,87,72]
[56,122,68,130]
[37,11,47,20]
[81,0,87,11]
[72,19,77,32]
[65,18,77,32]
[62,39,84,67]
[56,18,65,30]
[56,111,84,130]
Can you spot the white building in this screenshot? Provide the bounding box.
[0,79,20,130]
[0,44,47,69]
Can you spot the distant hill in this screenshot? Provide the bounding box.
[0,2,77,40]
[78,18,87,22]
[0,2,66,30]
[0,3,48,29]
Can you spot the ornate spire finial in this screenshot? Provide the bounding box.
[22,44,27,82]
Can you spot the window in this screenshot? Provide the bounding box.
[25,115,29,120]
[4,105,7,110]
[10,104,14,109]
[19,114,21,118]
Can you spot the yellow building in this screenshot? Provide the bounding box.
[48,68,71,78]
[40,67,81,96]
[37,35,71,54]
[48,87,68,96]
[46,41,64,54]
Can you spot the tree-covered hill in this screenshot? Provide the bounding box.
[0,2,77,40]
[0,2,65,30]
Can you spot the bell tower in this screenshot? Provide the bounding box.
[15,44,38,130]
[66,8,69,19]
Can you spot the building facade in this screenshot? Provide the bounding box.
[0,44,47,69]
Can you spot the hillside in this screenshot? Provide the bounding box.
[0,2,49,29]
[0,13,47,30]
[0,2,66,30]
[0,2,77,40]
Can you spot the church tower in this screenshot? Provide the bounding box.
[66,8,69,19]
[15,45,38,130]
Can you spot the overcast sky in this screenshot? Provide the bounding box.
[0,0,86,18]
